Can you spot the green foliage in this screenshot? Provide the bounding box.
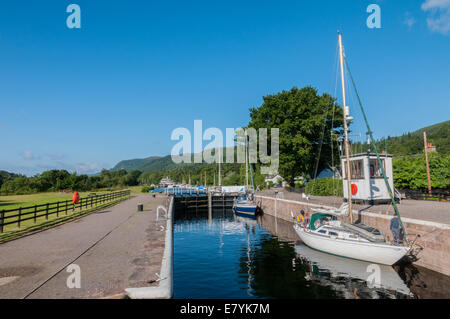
[393,153,450,190]
[0,169,142,195]
[0,170,22,189]
[305,178,343,196]
[141,186,153,193]
[248,86,344,185]
[353,120,450,156]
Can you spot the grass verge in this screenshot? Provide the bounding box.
[0,195,131,244]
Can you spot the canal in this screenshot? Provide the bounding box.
[173,208,450,299]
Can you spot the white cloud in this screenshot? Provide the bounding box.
[404,12,417,29]
[75,162,110,174]
[21,150,40,160]
[421,0,450,34]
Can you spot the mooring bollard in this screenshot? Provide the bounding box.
[137,204,143,212]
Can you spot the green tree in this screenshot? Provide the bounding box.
[248,86,344,185]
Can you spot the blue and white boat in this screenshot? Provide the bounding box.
[232,195,258,219]
[232,132,260,219]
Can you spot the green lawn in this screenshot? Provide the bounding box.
[0,190,132,241]
[0,190,132,233]
[0,189,128,211]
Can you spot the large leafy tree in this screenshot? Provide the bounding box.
[248,86,344,185]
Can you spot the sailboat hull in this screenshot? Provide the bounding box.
[294,225,409,266]
[233,201,258,218]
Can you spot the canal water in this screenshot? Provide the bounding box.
[173,208,450,299]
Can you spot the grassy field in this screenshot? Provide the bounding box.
[0,189,132,211]
[0,190,132,242]
[0,196,130,242]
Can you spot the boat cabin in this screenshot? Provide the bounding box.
[341,153,394,204]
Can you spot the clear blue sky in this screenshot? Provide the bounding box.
[1,0,449,175]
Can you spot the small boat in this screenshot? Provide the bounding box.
[294,213,410,265]
[232,131,259,219]
[233,195,258,219]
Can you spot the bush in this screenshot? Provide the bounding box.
[305,178,343,196]
[141,186,154,193]
[141,186,151,193]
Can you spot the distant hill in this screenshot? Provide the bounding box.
[112,121,449,173]
[353,120,450,156]
[111,154,206,173]
[111,147,238,173]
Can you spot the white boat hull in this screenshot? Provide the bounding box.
[294,225,409,266]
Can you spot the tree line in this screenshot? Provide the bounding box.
[0,169,142,195]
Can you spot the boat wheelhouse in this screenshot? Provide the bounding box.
[341,153,394,204]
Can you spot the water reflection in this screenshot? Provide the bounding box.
[173,207,448,299]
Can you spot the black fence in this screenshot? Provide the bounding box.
[0,190,131,233]
[399,189,450,202]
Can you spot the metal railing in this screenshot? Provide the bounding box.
[0,190,131,233]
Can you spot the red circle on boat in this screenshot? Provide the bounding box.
[351,184,358,195]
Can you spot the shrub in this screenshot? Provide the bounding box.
[141,186,151,193]
[305,178,343,196]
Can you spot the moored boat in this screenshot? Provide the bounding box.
[294,213,410,265]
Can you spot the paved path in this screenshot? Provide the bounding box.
[257,190,450,225]
[0,194,168,299]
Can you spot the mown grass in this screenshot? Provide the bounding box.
[0,195,131,243]
[0,189,126,211]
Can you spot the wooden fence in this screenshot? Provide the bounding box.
[0,190,131,233]
[399,189,450,202]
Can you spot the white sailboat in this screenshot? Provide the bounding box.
[293,32,410,266]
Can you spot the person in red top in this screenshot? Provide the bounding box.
[72,191,79,212]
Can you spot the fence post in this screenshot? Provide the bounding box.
[46,203,49,220]
[18,207,22,228]
[0,210,5,233]
[0,210,4,233]
[34,205,37,223]
[56,201,60,217]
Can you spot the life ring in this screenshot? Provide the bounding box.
[297,215,305,223]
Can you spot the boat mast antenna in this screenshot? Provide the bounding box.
[245,132,249,192]
[338,31,353,223]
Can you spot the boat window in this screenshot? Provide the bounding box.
[328,231,338,236]
[343,159,364,179]
[370,159,386,178]
[349,235,357,239]
[318,229,327,234]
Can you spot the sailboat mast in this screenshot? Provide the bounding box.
[245,133,249,191]
[218,147,222,187]
[338,32,353,223]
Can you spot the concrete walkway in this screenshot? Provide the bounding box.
[0,194,168,299]
[257,190,450,225]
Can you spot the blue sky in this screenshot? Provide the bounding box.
[0,0,449,175]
